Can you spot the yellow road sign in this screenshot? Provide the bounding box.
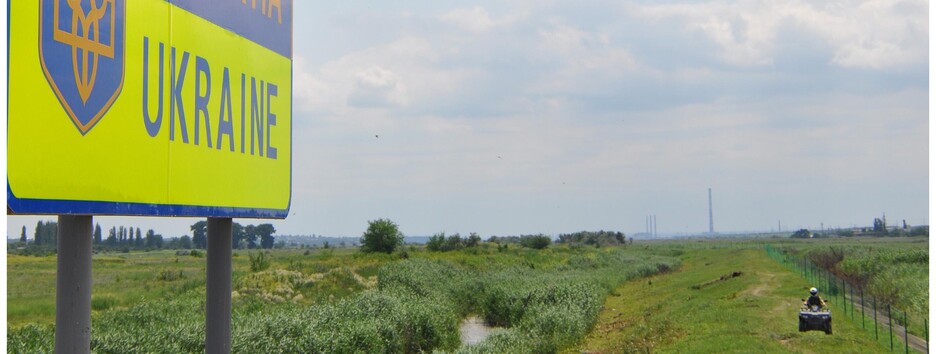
[8,0,293,218]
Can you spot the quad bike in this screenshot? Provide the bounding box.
[798,301,832,334]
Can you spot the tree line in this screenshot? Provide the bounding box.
[13,220,277,253]
[189,221,277,250]
[556,230,630,246]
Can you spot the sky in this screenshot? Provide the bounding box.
[6,0,931,239]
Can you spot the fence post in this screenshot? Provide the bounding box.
[861,287,865,330]
[842,278,847,311]
[850,284,854,321]
[874,296,879,340]
[888,304,893,352]
[925,319,928,353]
[904,311,908,354]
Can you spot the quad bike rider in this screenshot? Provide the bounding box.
[805,287,826,309]
[799,287,832,334]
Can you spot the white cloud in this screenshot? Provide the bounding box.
[292,56,331,113]
[439,6,528,33]
[440,6,497,33]
[347,66,409,108]
[629,0,928,68]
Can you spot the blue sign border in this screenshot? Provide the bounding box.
[8,184,289,218]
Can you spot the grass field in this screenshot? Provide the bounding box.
[7,237,927,353]
[8,244,680,352]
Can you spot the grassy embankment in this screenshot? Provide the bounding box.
[571,244,909,353]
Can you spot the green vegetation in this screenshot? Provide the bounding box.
[359,218,404,254]
[8,221,279,257]
[247,251,271,272]
[8,244,677,353]
[556,230,628,246]
[771,237,928,319]
[8,235,925,353]
[791,229,811,238]
[486,234,553,250]
[571,245,898,353]
[426,232,482,252]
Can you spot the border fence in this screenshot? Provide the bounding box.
[765,244,927,353]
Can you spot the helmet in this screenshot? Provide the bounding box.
[810,287,818,295]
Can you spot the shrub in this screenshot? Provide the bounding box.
[519,234,551,249]
[157,269,185,281]
[360,219,404,254]
[426,232,446,252]
[249,252,270,272]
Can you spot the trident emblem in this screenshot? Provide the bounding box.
[40,0,125,135]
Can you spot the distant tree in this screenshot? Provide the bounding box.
[360,218,403,254]
[873,218,887,235]
[256,224,276,249]
[179,235,192,249]
[135,228,143,248]
[466,232,482,248]
[426,232,445,251]
[191,221,207,249]
[232,223,246,249]
[557,230,626,246]
[909,226,929,237]
[445,233,464,251]
[48,221,58,246]
[244,225,258,248]
[145,229,157,248]
[93,224,102,245]
[20,226,27,243]
[34,221,44,245]
[33,221,58,246]
[152,234,164,249]
[836,229,854,237]
[791,229,811,239]
[107,226,118,247]
[519,234,551,249]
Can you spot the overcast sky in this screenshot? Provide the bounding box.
[7,0,930,239]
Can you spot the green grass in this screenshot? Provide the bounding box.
[8,239,924,353]
[7,247,399,327]
[570,246,906,353]
[8,244,679,353]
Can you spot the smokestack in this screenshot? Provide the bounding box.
[653,215,657,237]
[708,188,714,234]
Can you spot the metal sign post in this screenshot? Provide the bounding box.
[206,218,233,354]
[55,215,93,354]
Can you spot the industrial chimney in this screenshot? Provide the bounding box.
[708,188,714,234]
